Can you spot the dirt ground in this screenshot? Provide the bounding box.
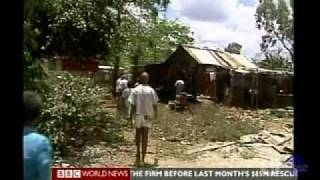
[53,99,293,168]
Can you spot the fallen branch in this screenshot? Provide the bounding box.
[185,142,237,155]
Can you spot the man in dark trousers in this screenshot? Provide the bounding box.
[128,72,159,166]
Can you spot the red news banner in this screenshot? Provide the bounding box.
[52,168,130,180]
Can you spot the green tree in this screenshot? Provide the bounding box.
[106,0,171,95]
[255,0,293,60]
[120,17,194,68]
[224,42,242,54]
[47,0,117,59]
[24,0,54,93]
[257,49,292,71]
[141,18,194,64]
[24,0,194,96]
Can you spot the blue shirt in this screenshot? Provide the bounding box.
[24,127,52,180]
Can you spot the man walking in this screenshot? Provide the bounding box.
[116,74,128,98]
[116,74,128,120]
[121,80,134,127]
[128,72,159,166]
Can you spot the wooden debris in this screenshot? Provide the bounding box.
[271,145,287,154]
[269,135,286,146]
[278,136,293,146]
[283,140,293,153]
[283,146,293,153]
[185,142,236,155]
[270,144,292,154]
[270,132,286,137]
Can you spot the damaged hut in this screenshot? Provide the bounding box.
[137,45,293,108]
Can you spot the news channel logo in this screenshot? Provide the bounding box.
[57,169,81,178]
[285,153,308,173]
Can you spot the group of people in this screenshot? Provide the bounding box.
[115,74,135,125]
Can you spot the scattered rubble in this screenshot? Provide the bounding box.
[185,128,293,159]
[238,130,293,155]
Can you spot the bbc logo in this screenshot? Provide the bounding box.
[57,170,81,178]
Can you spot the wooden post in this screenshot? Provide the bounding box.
[250,72,254,107]
[229,70,234,106]
[213,73,217,99]
[256,70,259,109]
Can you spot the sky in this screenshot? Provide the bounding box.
[165,0,265,58]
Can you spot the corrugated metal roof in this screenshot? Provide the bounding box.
[209,51,230,67]
[183,47,224,67]
[182,46,258,70]
[257,68,294,75]
[215,52,242,68]
[233,68,294,75]
[223,52,258,69]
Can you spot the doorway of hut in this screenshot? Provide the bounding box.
[215,71,231,104]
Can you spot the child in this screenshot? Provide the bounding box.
[24,91,52,180]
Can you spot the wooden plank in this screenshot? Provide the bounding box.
[185,142,236,155]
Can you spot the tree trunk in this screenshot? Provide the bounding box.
[275,33,294,60]
[112,54,120,97]
[112,4,123,98]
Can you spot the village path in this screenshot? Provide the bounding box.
[55,101,293,169]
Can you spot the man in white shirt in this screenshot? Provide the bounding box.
[121,81,134,127]
[116,75,128,120]
[128,72,159,166]
[116,75,128,95]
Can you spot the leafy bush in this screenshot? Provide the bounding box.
[37,72,123,156]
